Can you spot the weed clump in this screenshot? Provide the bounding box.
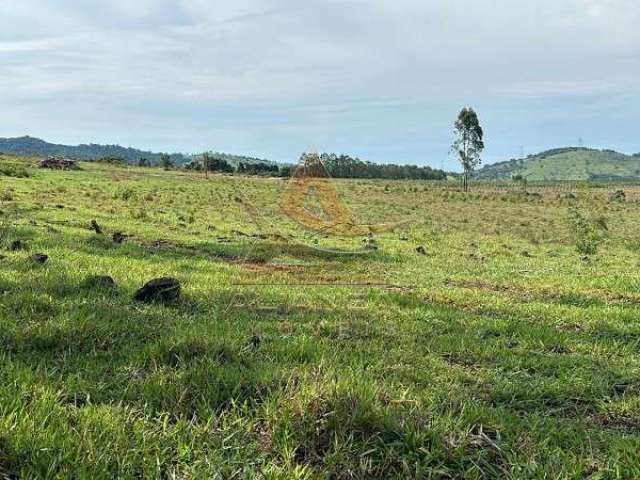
[0,164,30,178]
[81,275,117,290]
[0,189,14,202]
[609,190,626,203]
[568,207,607,256]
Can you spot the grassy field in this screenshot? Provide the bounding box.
[477,148,640,182]
[2,155,640,479]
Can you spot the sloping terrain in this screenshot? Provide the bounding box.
[2,156,640,478]
[0,136,276,167]
[477,148,640,181]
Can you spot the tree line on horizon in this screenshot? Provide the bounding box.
[164,151,449,180]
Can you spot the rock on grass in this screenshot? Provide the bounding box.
[134,278,180,303]
[31,253,48,264]
[89,220,102,234]
[112,232,126,244]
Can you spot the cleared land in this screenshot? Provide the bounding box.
[2,155,640,479]
[476,148,640,182]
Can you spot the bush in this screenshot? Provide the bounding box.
[114,188,135,201]
[568,207,607,256]
[1,188,14,201]
[609,190,626,203]
[0,165,30,178]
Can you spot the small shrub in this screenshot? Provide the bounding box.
[114,188,135,201]
[0,165,30,178]
[568,207,607,256]
[0,189,14,201]
[609,190,626,203]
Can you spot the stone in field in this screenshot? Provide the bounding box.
[112,232,126,243]
[89,220,103,234]
[134,277,181,303]
[416,246,427,255]
[31,253,48,264]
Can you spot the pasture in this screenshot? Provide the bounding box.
[1,155,640,478]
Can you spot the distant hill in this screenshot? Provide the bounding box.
[0,136,275,167]
[476,147,640,181]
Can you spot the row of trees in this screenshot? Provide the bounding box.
[142,152,450,180]
[313,153,447,180]
[103,107,487,186]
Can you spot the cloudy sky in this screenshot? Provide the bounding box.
[1,0,638,169]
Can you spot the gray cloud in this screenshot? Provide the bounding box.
[0,0,638,167]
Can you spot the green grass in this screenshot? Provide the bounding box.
[477,148,640,181]
[2,155,640,478]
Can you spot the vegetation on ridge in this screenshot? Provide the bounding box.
[477,147,640,182]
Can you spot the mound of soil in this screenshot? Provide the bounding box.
[38,156,78,170]
[134,277,180,303]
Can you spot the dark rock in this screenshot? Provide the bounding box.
[10,240,26,251]
[82,275,116,289]
[416,246,427,255]
[89,220,102,234]
[31,253,48,264]
[134,277,181,303]
[112,232,126,244]
[549,345,570,354]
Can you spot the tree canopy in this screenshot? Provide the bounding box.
[452,107,484,191]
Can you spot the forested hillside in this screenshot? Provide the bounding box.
[0,136,274,168]
[0,137,450,180]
